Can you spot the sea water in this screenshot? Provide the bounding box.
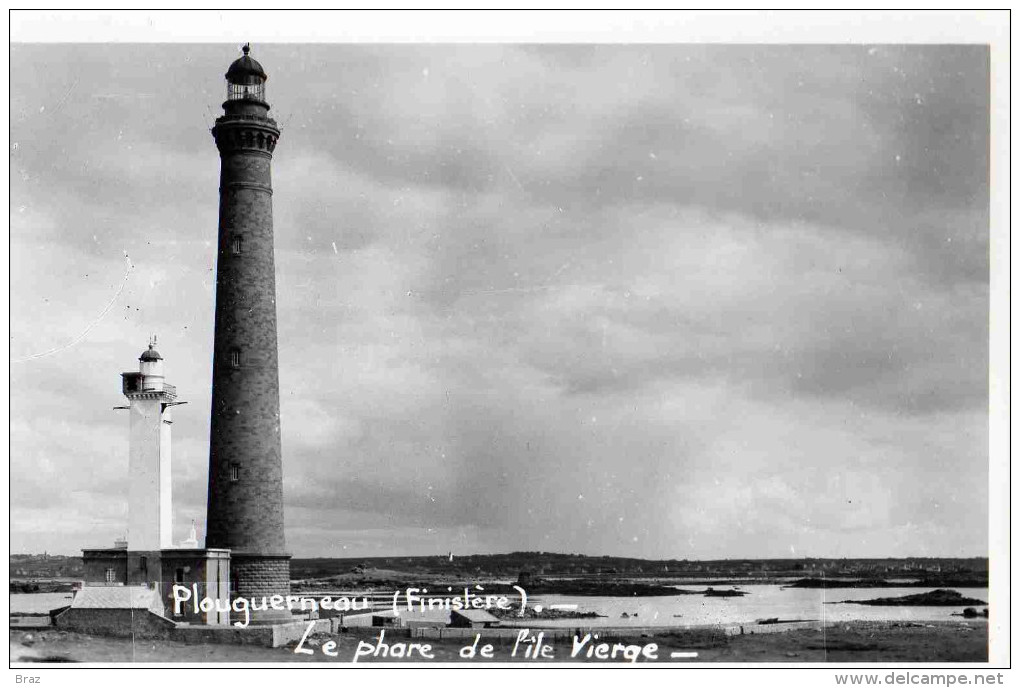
[9,592,73,615]
[11,586,990,629]
[502,586,991,628]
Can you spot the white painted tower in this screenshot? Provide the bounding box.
[120,339,177,550]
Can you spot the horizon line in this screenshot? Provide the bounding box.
[11,550,990,562]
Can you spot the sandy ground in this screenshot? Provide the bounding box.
[10,621,987,664]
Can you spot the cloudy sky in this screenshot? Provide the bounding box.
[10,42,990,559]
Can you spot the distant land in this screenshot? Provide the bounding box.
[10,552,988,593]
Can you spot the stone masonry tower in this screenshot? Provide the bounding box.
[206,44,290,620]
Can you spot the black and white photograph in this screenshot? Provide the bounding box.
[7,10,1009,677]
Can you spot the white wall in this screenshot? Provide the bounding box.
[127,398,172,550]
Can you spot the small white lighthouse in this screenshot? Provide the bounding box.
[121,337,176,551]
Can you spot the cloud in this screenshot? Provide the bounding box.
[10,44,989,559]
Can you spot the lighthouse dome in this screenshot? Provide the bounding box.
[139,346,162,362]
[226,44,267,85]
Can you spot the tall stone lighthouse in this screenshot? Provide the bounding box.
[206,44,290,618]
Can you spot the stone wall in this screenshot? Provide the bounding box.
[172,618,332,649]
[54,608,333,649]
[53,608,176,639]
[227,554,292,624]
[82,550,127,584]
[230,555,291,599]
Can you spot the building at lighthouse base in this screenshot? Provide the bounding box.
[58,341,294,635]
[63,546,303,638]
[75,546,232,626]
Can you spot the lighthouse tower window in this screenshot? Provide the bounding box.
[230,349,241,368]
[231,236,243,255]
[230,464,240,482]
